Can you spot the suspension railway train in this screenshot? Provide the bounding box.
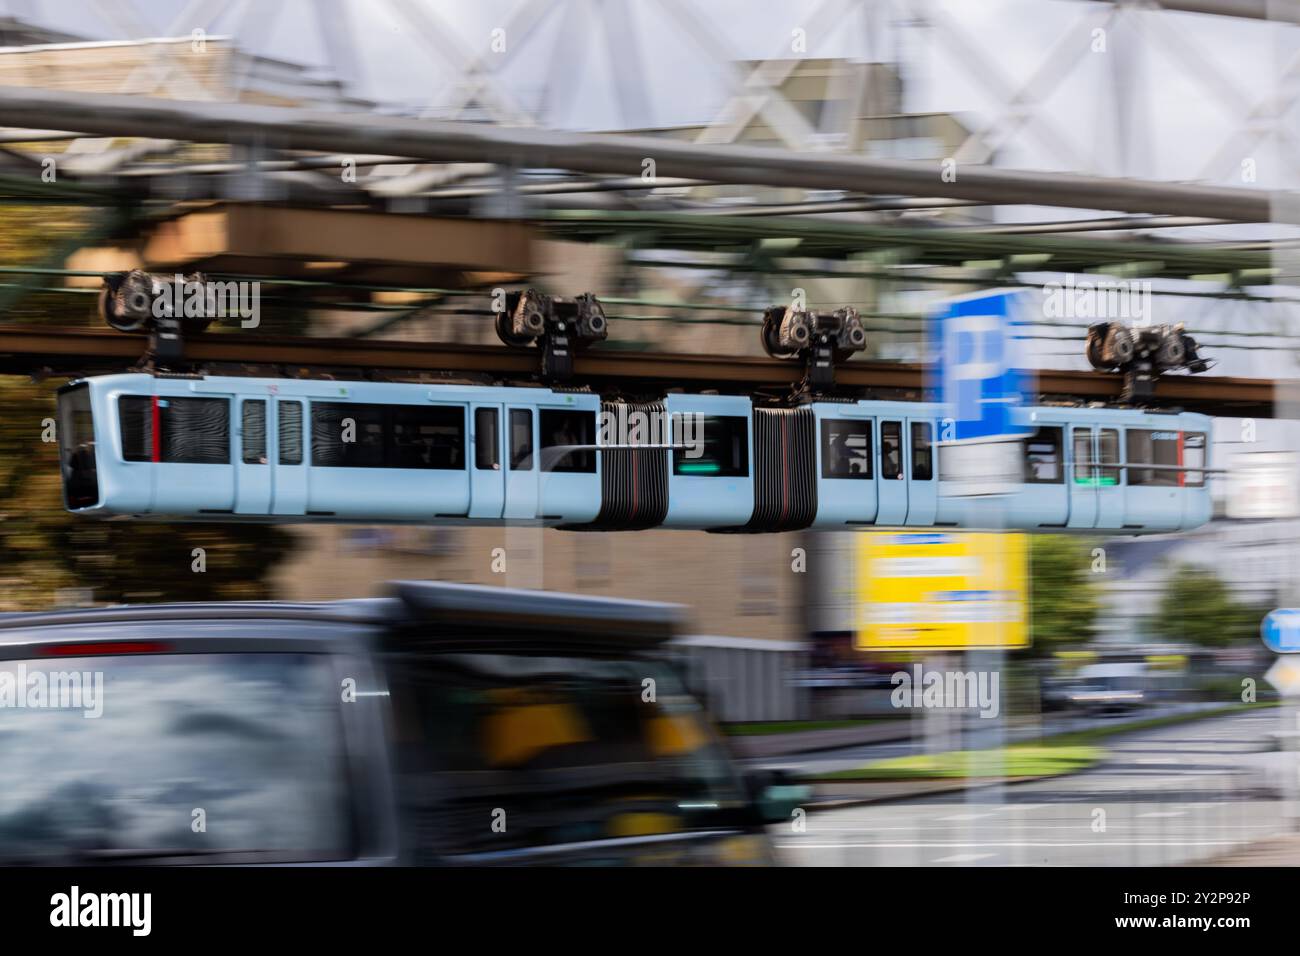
[55,373,1213,534]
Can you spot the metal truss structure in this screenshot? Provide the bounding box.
[0,0,1295,378]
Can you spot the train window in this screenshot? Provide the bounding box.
[122,397,228,464]
[540,409,596,473]
[279,402,303,466]
[119,396,152,462]
[820,419,872,479]
[391,406,464,470]
[1126,429,1180,487]
[310,403,464,470]
[510,409,533,471]
[881,421,903,480]
[347,407,386,465]
[474,408,500,470]
[1184,432,1207,487]
[313,402,384,468]
[1072,430,1092,483]
[242,401,267,465]
[1024,426,1063,483]
[58,383,98,509]
[164,398,229,465]
[1098,429,1120,485]
[673,415,748,477]
[911,422,934,481]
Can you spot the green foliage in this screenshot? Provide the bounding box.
[1148,564,1269,649]
[0,205,295,610]
[1028,534,1101,655]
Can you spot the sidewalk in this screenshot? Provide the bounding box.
[1200,833,1300,866]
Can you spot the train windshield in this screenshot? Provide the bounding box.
[387,653,747,860]
[0,652,352,864]
[56,383,99,509]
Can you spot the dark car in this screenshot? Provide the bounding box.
[0,581,800,866]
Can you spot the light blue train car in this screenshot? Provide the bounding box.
[58,373,601,526]
[806,400,1211,533]
[56,373,1213,534]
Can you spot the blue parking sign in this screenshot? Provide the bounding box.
[928,289,1031,442]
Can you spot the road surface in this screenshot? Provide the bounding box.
[774,708,1297,866]
[748,702,1227,777]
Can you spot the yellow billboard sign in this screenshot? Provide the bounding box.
[855,531,1028,651]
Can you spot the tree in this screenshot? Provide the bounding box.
[1148,564,1267,649]
[1028,534,1102,655]
[0,204,294,610]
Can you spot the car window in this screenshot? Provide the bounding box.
[0,653,352,864]
[386,653,746,861]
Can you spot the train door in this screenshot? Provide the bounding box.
[503,406,539,520]
[1178,418,1212,530]
[876,418,907,525]
[1066,425,1098,528]
[661,394,754,528]
[811,410,877,526]
[1094,426,1124,529]
[904,418,937,525]
[271,398,307,515]
[1018,424,1069,527]
[469,402,505,519]
[234,397,272,515]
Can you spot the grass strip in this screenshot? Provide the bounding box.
[815,702,1277,782]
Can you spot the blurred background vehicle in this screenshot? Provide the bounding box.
[1061,661,1149,716]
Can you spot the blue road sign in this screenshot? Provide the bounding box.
[928,289,1031,442]
[1261,609,1300,653]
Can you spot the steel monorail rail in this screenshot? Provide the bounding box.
[0,324,1277,418]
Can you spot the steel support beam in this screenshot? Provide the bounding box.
[0,87,1287,222]
[0,324,1276,417]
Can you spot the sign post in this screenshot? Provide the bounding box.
[1263,610,1300,709]
[922,289,1033,822]
[1261,610,1300,833]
